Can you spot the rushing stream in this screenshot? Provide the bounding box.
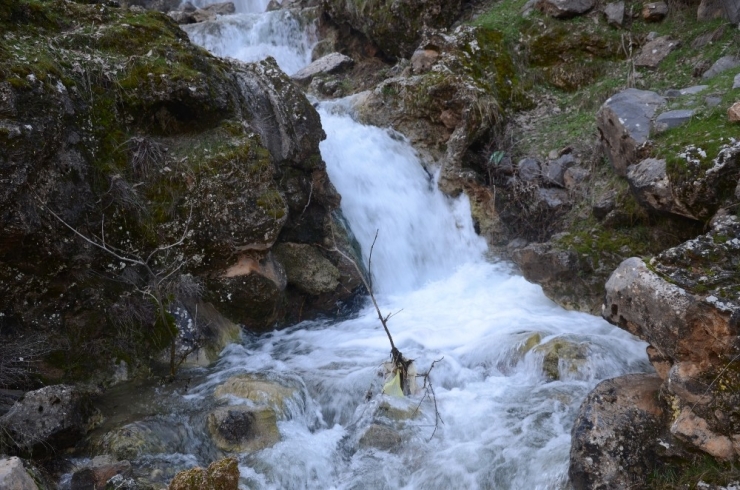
[162,5,654,489]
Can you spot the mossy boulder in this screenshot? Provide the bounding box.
[168,457,239,490]
[273,242,340,295]
[321,0,463,59]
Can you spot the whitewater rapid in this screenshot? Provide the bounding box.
[178,6,652,489]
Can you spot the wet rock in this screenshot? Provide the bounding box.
[207,406,280,452]
[626,158,693,218]
[511,242,597,313]
[698,0,740,22]
[518,157,541,182]
[542,154,576,187]
[104,475,138,490]
[537,0,595,18]
[569,374,668,490]
[0,385,94,453]
[603,1,624,26]
[322,0,463,58]
[168,458,239,490]
[95,420,188,460]
[213,375,298,417]
[0,457,38,490]
[642,1,668,21]
[702,56,740,80]
[71,460,132,490]
[292,53,354,84]
[729,102,740,123]
[597,88,666,176]
[634,36,679,69]
[273,243,341,295]
[358,424,402,451]
[533,338,588,380]
[201,1,235,14]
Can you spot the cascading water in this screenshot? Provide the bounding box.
[173,7,652,489]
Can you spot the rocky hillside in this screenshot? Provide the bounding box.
[0,0,364,391]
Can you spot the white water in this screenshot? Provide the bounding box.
[179,10,652,489]
[185,0,271,14]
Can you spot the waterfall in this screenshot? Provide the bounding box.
[178,10,652,490]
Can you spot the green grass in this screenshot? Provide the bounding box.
[649,455,740,489]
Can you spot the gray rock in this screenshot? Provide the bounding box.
[569,374,667,490]
[167,10,195,23]
[642,1,668,21]
[0,385,93,452]
[653,109,695,132]
[201,1,235,14]
[410,49,440,74]
[706,95,722,107]
[273,243,340,295]
[564,166,589,189]
[698,0,740,22]
[71,460,132,490]
[634,36,679,69]
[603,1,624,26]
[266,0,282,11]
[292,53,354,84]
[180,1,196,12]
[537,0,595,18]
[596,88,666,176]
[537,188,569,209]
[517,157,541,181]
[104,475,139,490]
[626,158,693,218]
[702,56,740,80]
[592,196,615,220]
[542,154,576,187]
[190,8,216,22]
[0,457,38,490]
[680,85,709,95]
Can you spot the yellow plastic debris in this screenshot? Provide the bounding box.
[382,371,404,397]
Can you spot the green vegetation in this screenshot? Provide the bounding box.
[649,455,740,489]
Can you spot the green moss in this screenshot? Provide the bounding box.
[256,189,286,219]
[649,454,740,489]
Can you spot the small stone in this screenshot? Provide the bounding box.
[564,166,589,189]
[518,157,541,182]
[679,85,709,95]
[634,36,679,69]
[603,1,624,26]
[642,1,668,21]
[706,95,722,107]
[734,73,740,90]
[729,102,740,123]
[542,154,576,187]
[653,109,695,132]
[292,53,354,84]
[702,56,740,80]
[200,1,235,15]
[593,196,616,221]
[537,187,570,209]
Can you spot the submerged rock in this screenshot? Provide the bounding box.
[533,338,588,380]
[213,375,299,417]
[206,406,280,452]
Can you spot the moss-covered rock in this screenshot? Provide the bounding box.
[168,457,239,490]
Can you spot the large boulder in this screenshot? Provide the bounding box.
[603,216,740,459]
[322,0,463,59]
[569,374,668,489]
[626,158,695,218]
[0,385,94,453]
[596,89,666,176]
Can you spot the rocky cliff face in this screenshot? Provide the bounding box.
[0,0,362,386]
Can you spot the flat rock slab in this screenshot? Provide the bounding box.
[596,88,666,176]
[292,53,354,84]
[603,1,624,26]
[634,36,679,69]
[537,0,595,18]
[680,85,708,95]
[702,56,740,80]
[654,109,694,132]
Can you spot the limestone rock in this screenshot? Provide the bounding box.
[642,1,668,21]
[603,1,624,26]
[213,375,298,417]
[292,53,354,84]
[273,243,341,295]
[702,56,740,80]
[569,374,667,490]
[634,36,679,69]
[0,457,38,490]
[626,158,694,218]
[207,406,280,452]
[729,101,740,122]
[0,385,93,453]
[537,0,595,18]
[168,458,239,490]
[596,88,666,176]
